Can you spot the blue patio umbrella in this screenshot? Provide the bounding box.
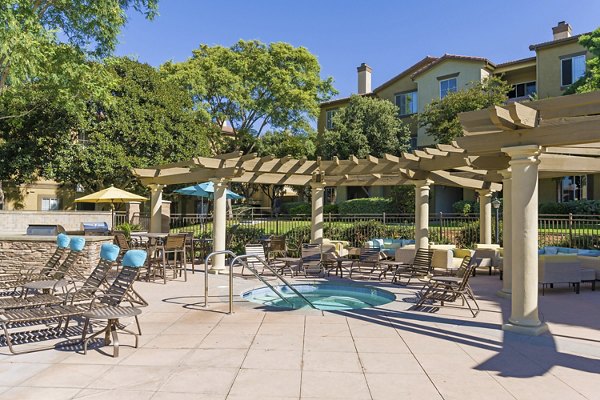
[174,182,244,200]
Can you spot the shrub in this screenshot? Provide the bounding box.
[227,225,265,255]
[539,200,600,215]
[390,185,415,213]
[289,203,311,215]
[338,197,395,215]
[452,200,479,215]
[324,203,339,214]
[339,220,414,247]
[455,221,479,249]
[114,222,142,239]
[280,201,309,214]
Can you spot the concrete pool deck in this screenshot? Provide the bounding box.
[0,268,599,399]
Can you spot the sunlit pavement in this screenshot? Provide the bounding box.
[0,266,599,400]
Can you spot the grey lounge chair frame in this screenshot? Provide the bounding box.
[392,248,434,285]
[414,256,480,317]
[349,248,382,279]
[0,264,145,355]
[243,244,286,276]
[0,246,68,291]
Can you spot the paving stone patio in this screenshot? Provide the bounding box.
[0,267,599,400]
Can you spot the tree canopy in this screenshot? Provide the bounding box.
[162,40,336,153]
[0,58,210,194]
[320,95,411,160]
[418,76,510,144]
[0,0,158,117]
[564,27,600,94]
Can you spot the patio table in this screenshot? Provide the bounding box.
[378,260,410,281]
[274,257,302,276]
[82,306,142,358]
[23,279,69,294]
[323,257,354,278]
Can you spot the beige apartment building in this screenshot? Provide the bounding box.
[318,21,597,210]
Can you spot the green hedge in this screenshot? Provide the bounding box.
[539,200,600,215]
[289,203,311,215]
[452,200,479,215]
[338,197,395,215]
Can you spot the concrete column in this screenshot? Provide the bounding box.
[311,183,325,244]
[477,189,493,245]
[210,179,228,274]
[414,179,433,249]
[127,201,141,224]
[501,145,548,336]
[498,169,512,298]
[160,200,171,233]
[149,184,164,233]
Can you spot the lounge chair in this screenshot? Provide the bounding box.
[0,233,71,291]
[414,255,480,317]
[348,247,382,279]
[0,249,146,355]
[243,243,287,275]
[0,243,120,311]
[300,243,332,277]
[391,248,434,285]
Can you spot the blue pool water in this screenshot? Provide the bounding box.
[241,283,396,310]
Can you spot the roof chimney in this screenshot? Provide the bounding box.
[357,63,372,94]
[552,21,572,40]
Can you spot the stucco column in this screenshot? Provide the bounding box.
[414,179,433,249]
[209,179,228,274]
[149,184,164,233]
[498,169,512,298]
[311,182,325,244]
[477,189,493,245]
[501,145,548,336]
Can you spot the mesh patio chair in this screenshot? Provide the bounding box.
[113,232,130,265]
[414,255,480,317]
[268,235,288,260]
[179,231,196,273]
[348,247,382,279]
[0,233,71,292]
[0,244,119,311]
[301,243,330,277]
[156,234,187,284]
[243,243,287,275]
[0,249,147,355]
[391,248,434,285]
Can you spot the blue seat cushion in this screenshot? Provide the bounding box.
[69,237,86,252]
[56,233,70,249]
[122,250,147,268]
[100,243,120,262]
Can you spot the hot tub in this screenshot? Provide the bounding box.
[242,283,396,311]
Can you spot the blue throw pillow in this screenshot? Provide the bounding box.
[538,248,545,255]
[56,233,70,249]
[100,243,120,262]
[373,239,384,249]
[557,247,578,254]
[578,249,600,257]
[122,250,147,268]
[69,237,86,252]
[544,247,558,255]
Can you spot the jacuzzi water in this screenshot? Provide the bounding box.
[241,283,396,310]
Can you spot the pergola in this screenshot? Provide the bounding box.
[133,90,600,336]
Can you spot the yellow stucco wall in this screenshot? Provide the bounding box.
[414,60,491,147]
[535,41,588,99]
[3,180,66,211]
[539,178,557,203]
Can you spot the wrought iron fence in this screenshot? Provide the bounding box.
[126,211,600,253]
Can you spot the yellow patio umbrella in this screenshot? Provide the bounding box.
[74,186,148,228]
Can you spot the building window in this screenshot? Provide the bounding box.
[41,198,60,211]
[507,81,536,99]
[561,55,586,86]
[409,136,418,150]
[395,91,418,116]
[325,109,338,130]
[558,175,587,202]
[440,78,457,99]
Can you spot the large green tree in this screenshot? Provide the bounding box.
[418,76,510,144]
[162,40,336,153]
[565,27,600,94]
[320,95,411,160]
[61,58,210,193]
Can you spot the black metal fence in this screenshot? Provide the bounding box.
[124,211,600,253]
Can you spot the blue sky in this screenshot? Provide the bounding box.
[116,0,600,100]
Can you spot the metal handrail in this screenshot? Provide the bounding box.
[232,254,317,310]
[204,250,237,313]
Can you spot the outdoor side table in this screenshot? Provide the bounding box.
[23,279,69,295]
[274,257,302,276]
[378,260,409,281]
[81,306,142,358]
[324,257,354,278]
